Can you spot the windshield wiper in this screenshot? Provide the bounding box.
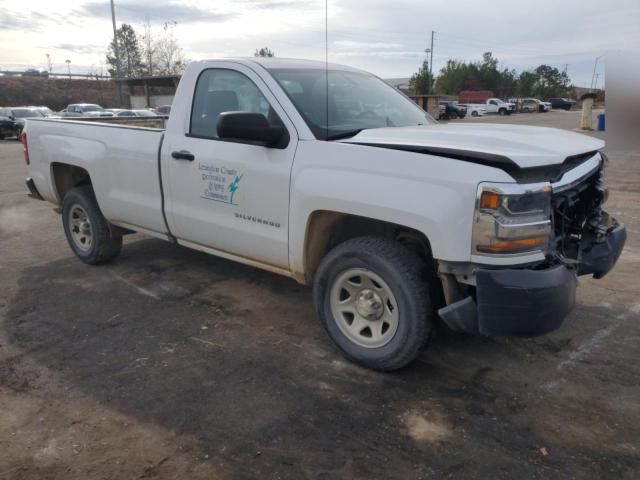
[325,129,365,141]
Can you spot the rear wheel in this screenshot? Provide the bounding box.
[62,185,122,264]
[313,237,434,371]
[471,111,479,117]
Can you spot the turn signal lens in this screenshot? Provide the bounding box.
[476,236,548,254]
[479,191,500,210]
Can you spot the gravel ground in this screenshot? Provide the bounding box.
[0,110,638,479]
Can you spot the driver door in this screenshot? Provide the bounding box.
[161,64,298,269]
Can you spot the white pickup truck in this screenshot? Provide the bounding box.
[467,98,516,116]
[23,58,625,371]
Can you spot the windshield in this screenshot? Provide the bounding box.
[13,108,44,118]
[269,68,435,140]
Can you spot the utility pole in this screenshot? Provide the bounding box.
[65,59,71,78]
[428,30,435,94]
[110,0,124,107]
[590,56,601,91]
[594,73,600,90]
[46,53,53,73]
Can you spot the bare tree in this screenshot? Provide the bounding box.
[141,19,156,76]
[154,21,187,75]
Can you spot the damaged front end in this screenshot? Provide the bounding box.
[550,156,626,278]
[439,152,626,337]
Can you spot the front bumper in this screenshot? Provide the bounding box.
[439,220,626,337]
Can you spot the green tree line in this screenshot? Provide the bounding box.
[410,51,574,99]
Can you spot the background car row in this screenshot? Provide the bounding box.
[0,104,173,139]
[0,106,48,140]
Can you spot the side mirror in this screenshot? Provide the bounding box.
[217,111,288,149]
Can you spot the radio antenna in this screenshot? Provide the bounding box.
[325,0,329,141]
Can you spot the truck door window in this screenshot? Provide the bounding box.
[190,69,284,139]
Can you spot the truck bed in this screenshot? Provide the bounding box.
[26,118,168,235]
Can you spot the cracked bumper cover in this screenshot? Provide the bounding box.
[439,221,626,337]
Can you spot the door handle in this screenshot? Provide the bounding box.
[171,150,195,161]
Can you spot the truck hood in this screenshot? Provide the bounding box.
[342,124,604,169]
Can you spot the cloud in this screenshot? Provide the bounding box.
[52,43,105,55]
[332,40,425,60]
[80,1,236,24]
[233,0,315,9]
[0,11,74,30]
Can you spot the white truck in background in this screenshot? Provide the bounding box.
[466,98,516,116]
[23,58,626,371]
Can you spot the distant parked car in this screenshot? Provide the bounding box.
[59,104,107,117]
[0,108,18,139]
[438,101,466,120]
[84,111,115,118]
[104,109,134,117]
[459,104,486,117]
[133,109,157,117]
[104,109,159,118]
[547,98,575,110]
[35,106,54,117]
[485,98,515,115]
[23,69,48,77]
[154,105,171,115]
[5,107,45,138]
[521,98,549,113]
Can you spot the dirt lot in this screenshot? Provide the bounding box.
[1,110,638,479]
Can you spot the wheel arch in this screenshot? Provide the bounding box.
[301,210,435,285]
[50,162,92,204]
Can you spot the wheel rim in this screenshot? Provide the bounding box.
[68,204,93,251]
[330,268,399,349]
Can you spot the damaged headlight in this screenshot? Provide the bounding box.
[473,183,552,255]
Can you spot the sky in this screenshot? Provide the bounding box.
[0,0,638,87]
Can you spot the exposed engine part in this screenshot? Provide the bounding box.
[550,160,614,264]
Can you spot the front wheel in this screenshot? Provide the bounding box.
[313,237,434,371]
[62,185,122,264]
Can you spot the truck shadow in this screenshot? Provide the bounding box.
[2,237,622,479]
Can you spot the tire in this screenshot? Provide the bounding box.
[498,108,507,116]
[313,236,434,371]
[15,129,22,141]
[471,111,479,117]
[62,185,122,264]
